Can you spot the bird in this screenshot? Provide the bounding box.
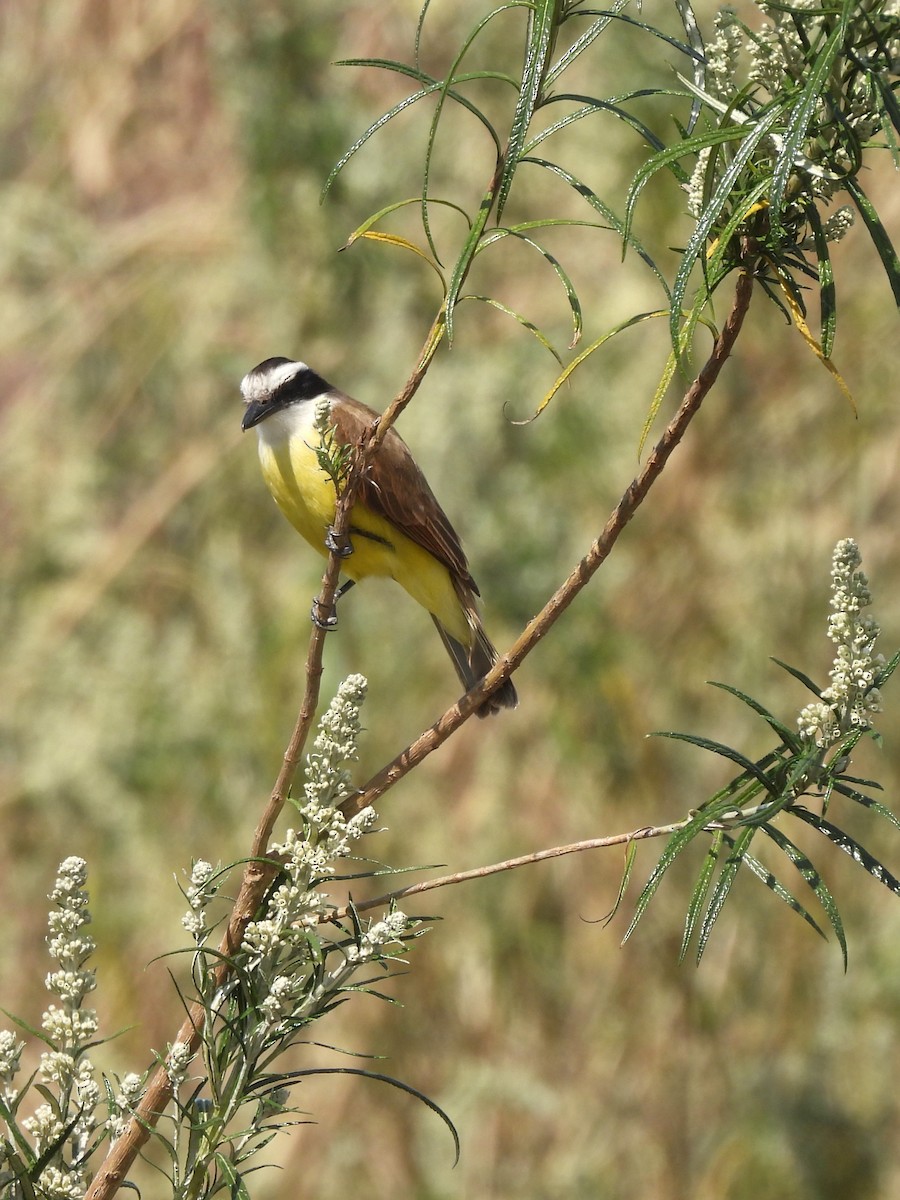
[240,356,518,717]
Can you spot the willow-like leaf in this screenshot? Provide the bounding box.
[762,821,847,968]
[770,657,824,699]
[637,348,679,459]
[792,807,900,898]
[804,202,837,358]
[566,8,704,66]
[679,828,723,961]
[274,1066,461,1164]
[877,648,900,689]
[524,89,682,160]
[496,0,559,220]
[214,1155,252,1200]
[523,308,669,422]
[622,808,719,944]
[600,838,639,927]
[829,782,900,834]
[520,157,670,297]
[675,0,705,132]
[348,230,446,290]
[458,294,562,362]
[541,92,673,160]
[706,680,800,750]
[420,4,524,261]
[769,5,852,235]
[444,184,498,343]
[844,178,900,312]
[695,825,756,961]
[543,2,628,87]
[322,66,503,198]
[872,66,900,145]
[478,226,582,345]
[740,848,827,941]
[623,119,759,249]
[669,105,785,352]
[654,731,780,797]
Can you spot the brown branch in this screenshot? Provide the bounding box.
[341,255,758,818]
[323,816,691,924]
[83,318,447,1200]
[84,248,756,1200]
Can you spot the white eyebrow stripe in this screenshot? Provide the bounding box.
[240,359,310,402]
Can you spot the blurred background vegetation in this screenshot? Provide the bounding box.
[2,1,900,1196]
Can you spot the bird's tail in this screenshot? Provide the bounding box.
[431,606,518,719]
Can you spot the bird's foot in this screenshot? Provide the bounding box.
[325,525,354,557]
[309,579,356,630]
[310,599,339,630]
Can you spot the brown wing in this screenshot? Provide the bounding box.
[330,391,480,595]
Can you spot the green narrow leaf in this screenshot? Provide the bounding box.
[761,822,847,968]
[669,104,785,352]
[544,3,627,86]
[769,5,852,234]
[496,0,559,219]
[457,294,562,361]
[654,730,780,796]
[706,680,800,750]
[792,807,900,898]
[444,188,500,342]
[674,0,705,132]
[829,784,900,832]
[805,202,837,358]
[623,120,757,249]
[622,809,719,944]
[600,838,639,927]
[843,174,900,309]
[680,829,723,961]
[741,849,827,941]
[876,648,900,689]
[479,226,582,344]
[696,825,756,961]
[520,156,671,297]
[539,92,673,161]
[770,656,824,698]
[322,65,503,198]
[420,4,522,261]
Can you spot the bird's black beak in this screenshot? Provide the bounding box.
[241,399,270,432]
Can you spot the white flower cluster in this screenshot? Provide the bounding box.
[706,7,742,99]
[686,3,895,212]
[166,1039,194,1087]
[238,675,378,1044]
[798,539,885,748]
[106,1072,145,1141]
[346,911,411,963]
[0,1028,24,1104]
[26,858,103,1188]
[181,859,217,940]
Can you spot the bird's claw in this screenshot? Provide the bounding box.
[310,600,339,630]
[325,526,354,558]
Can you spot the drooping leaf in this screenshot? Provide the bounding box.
[679,828,723,960]
[792,807,900,899]
[762,821,847,968]
[695,825,756,961]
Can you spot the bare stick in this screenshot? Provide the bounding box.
[341,258,757,818]
[325,817,692,923]
[83,314,448,1200]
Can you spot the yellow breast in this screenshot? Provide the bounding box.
[254,401,470,644]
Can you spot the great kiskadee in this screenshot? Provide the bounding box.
[240,357,518,717]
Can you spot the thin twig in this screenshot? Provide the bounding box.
[341,254,758,818]
[83,317,447,1200]
[325,817,692,923]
